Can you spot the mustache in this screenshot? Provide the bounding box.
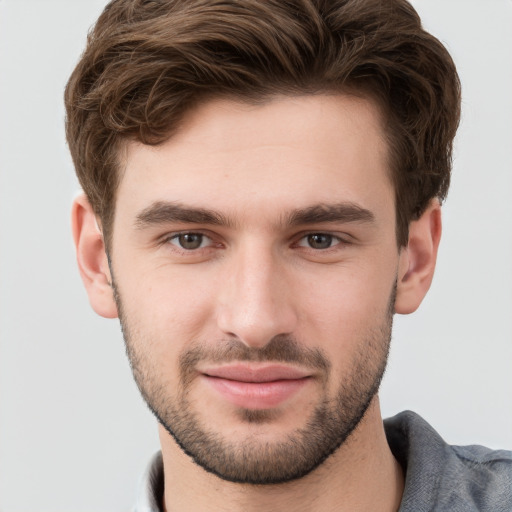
[179,335,331,373]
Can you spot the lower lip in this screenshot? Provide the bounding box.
[203,376,310,409]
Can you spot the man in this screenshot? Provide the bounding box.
[65,0,512,510]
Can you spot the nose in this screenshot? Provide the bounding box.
[216,242,298,348]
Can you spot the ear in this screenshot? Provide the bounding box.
[395,200,442,315]
[71,193,118,319]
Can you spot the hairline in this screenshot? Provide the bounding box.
[101,89,407,253]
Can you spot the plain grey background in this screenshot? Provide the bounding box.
[1,1,511,510]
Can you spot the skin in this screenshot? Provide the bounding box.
[72,94,441,511]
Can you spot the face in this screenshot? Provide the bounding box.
[110,95,402,484]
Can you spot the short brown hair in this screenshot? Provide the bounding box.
[65,0,461,248]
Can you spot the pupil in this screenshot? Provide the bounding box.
[308,234,332,249]
[180,233,202,249]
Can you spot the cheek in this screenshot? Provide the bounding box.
[297,261,395,359]
[116,262,220,351]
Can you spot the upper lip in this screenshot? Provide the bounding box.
[201,364,311,383]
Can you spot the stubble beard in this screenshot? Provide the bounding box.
[114,283,395,485]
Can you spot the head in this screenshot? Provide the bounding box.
[68,0,460,485]
[66,0,460,251]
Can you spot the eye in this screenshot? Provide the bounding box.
[298,233,340,250]
[168,232,211,250]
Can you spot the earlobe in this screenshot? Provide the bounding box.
[395,200,442,315]
[71,193,118,319]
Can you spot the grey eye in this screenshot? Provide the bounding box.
[307,234,333,249]
[176,233,204,250]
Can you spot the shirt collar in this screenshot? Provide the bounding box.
[133,451,164,512]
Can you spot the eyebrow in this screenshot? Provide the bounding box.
[135,201,231,229]
[134,200,375,230]
[286,203,375,226]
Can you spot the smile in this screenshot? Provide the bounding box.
[200,364,312,409]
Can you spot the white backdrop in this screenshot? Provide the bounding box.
[0,1,511,511]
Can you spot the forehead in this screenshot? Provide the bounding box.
[116,94,393,225]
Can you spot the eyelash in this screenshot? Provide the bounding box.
[294,233,348,250]
[163,231,217,252]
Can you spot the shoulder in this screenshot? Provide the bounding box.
[449,443,512,508]
[385,411,512,512]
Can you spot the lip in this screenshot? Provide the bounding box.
[200,364,312,410]
[202,364,311,382]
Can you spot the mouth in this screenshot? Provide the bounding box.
[200,364,312,410]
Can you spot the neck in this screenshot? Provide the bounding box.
[159,397,403,512]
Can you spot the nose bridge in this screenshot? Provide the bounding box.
[216,237,296,347]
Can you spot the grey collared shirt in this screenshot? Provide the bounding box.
[134,411,512,511]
